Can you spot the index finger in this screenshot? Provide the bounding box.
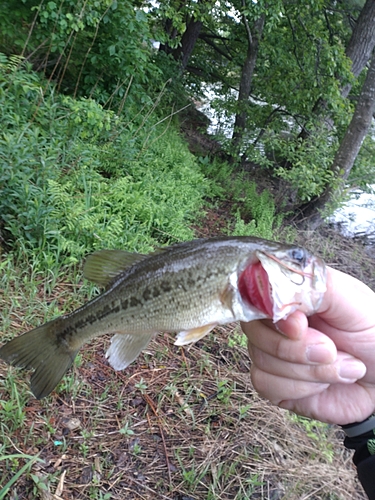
[241,318,337,365]
[314,267,375,332]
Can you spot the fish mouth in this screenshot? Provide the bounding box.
[238,261,274,317]
[238,251,327,322]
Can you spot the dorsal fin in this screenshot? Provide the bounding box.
[83,249,149,287]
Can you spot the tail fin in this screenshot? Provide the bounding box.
[0,320,78,399]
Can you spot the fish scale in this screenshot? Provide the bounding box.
[0,236,326,399]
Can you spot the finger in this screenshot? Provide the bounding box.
[250,365,329,404]
[248,347,367,384]
[308,314,375,382]
[242,311,307,343]
[275,310,307,340]
[279,383,375,425]
[317,267,375,331]
[242,320,337,364]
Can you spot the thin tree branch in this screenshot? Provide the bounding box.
[241,0,253,47]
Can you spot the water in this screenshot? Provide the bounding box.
[198,87,375,240]
[331,187,375,240]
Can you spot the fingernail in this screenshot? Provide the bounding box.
[306,344,333,363]
[339,359,366,381]
[278,400,295,411]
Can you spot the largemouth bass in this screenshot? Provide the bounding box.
[0,237,326,399]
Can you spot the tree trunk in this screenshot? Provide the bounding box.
[298,0,375,141]
[159,1,206,73]
[304,49,375,227]
[231,13,265,153]
[173,17,203,70]
[342,0,375,97]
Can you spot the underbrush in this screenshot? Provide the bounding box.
[199,156,287,240]
[0,54,206,273]
[0,55,286,275]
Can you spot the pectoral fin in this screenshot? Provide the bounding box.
[174,324,217,346]
[219,282,236,316]
[106,332,154,371]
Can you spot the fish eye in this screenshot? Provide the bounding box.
[289,248,306,265]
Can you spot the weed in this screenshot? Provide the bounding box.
[134,378,148,393]
[216,379,233,404]
[175,447,210,492]
[119,422,134,436]
[238,404,252,420]
[131,442,142,456]
[0,55,206,272]
[228,330,248,348]
[0,454,43,499]
[0,373,27,431]
[288,414,334,462]
[199,155,284,240]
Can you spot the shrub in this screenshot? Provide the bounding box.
[0,55,206,270]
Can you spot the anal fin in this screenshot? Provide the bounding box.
[106,332,154,371]
[174,324,217,346]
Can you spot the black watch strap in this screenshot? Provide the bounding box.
[342,416,375,438]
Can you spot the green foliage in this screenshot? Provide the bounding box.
[1,0,373,215]
[152,0,217,50]
[0,0,164,106]
[0,373,27,432]
[197,156,232,200]
[261,127,338,202]
[350,129,375,190]
[228,330,248,348]
[0,454,43,499]
[0,55,206,270]
[231,176,283,238]
[185,0,367,206]
[199,155,283,239]
[119,422,134,436]
[289,414,334,462]
[254,2,353,119]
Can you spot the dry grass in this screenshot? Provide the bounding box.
[1,225,373,499]
[296,224,375,291]
[0,325,367,499]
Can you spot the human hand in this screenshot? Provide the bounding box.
[241,267,375,425]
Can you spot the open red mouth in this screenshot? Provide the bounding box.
[238,262,274,317]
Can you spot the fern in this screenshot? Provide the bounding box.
[0,54,206,270]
